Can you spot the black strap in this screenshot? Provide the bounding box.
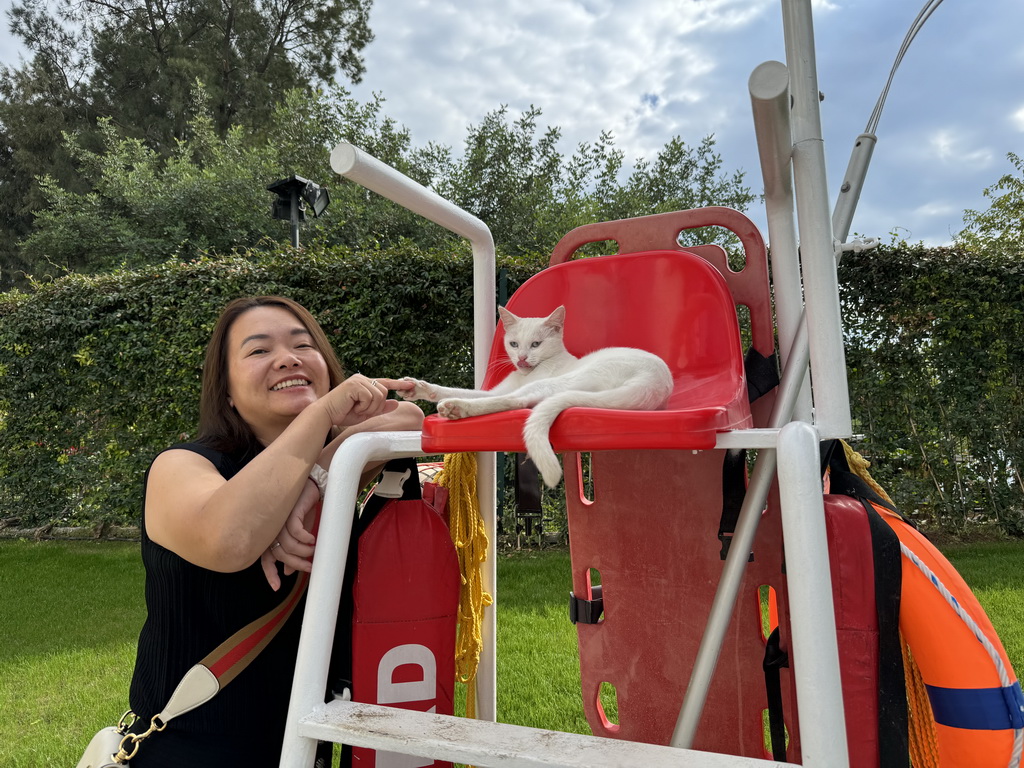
[717,350,780,560]
[744,348,780,403]
[568,585,604,625]
[862,499,910,768]
[762,626,790,761]
[718,449,752,560]
[824,443,908,522]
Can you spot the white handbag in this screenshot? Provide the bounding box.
[76,722,132,768]
[75,665,217,768]
[76,567,310,768]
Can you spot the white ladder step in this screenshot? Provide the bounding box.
[297,701,789,768]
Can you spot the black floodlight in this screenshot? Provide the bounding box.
[267,175,331,247]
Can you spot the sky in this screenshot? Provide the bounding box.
[2,0,1022,247]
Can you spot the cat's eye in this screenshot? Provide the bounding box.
[531,341,541,348]
[509,341,519,348]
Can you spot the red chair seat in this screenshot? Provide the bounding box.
[420,249,752,454]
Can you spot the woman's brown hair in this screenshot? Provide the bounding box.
[197,296,345,454]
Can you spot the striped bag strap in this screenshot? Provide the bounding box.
[113,502,322,763]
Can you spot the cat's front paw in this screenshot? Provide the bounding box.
[438,398,472,420]
[397,377,440,402]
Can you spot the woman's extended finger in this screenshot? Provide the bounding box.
[260,549,282,592]
[375,377,411,392]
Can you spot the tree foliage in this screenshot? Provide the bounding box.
[16,91,754,281]
[17,86,444,276]
[0,0,373,284]
[957,151,1024,261]
[436,106,755,257]
[5,0,372,140]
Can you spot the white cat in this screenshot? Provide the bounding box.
[399,305,674,487]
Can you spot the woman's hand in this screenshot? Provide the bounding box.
[320,374,401,428]
[260,477,320,591]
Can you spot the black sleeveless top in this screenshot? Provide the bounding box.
[128,442,307,766]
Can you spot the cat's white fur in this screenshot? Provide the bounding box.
[399,305,673,487]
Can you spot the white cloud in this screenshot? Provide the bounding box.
[913,201,957,218]
[353,0,752,168]
[927,130,994,168]
[1012,105,1024,133]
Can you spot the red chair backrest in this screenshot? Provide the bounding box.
[486,250,746,400]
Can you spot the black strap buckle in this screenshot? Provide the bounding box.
[569,586,604,624]
[718,532,755,561]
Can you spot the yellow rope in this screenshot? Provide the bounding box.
[437,452,493,721]
[902,635,942,768]
[842,440,896,507]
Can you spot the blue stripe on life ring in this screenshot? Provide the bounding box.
[926,681,1024,730]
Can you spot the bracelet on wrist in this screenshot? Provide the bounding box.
[309,464,329,497]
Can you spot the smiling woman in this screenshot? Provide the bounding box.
[225,305,335,444]
[113,295,424,767]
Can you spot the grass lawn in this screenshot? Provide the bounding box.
[1,538,1021,765]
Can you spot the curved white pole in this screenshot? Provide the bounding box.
[329,143,498,722]
[330,143,497,385]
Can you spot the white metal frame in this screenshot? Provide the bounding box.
[279,1,860,764]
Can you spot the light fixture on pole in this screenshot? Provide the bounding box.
[267,175,331,247]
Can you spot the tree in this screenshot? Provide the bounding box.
[436,107,756,258]
[957,151,1024,260]
[18,94,756,278]
[5,0,372,141]
[18,86,443,277]
[0,0,374,284]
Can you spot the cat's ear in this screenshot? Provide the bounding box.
[498,306,519,328]
[544,305,566,332]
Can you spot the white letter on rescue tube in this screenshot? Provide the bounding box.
[375,644,437,768]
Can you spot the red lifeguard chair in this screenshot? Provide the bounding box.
[416,206,802,759]
[281,141,849,765]
[280,4,854,763]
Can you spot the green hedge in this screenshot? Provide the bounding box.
[2,241,1023,535]
[840,243,1024,534]
[0,245,543,527]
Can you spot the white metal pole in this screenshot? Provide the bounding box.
[781,0,852,438]
[775,421,849,767]
[832,133,877,244]
[670,445,779,748]
[748,60,812,423]
[671,320,812,748]
[675,40,862,736]
[330,143,497,386]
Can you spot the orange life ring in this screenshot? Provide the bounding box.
[878,505,1024,767]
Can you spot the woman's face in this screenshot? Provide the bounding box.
[225,305,331,444]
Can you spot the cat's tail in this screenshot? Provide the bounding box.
[523,389,642,488]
